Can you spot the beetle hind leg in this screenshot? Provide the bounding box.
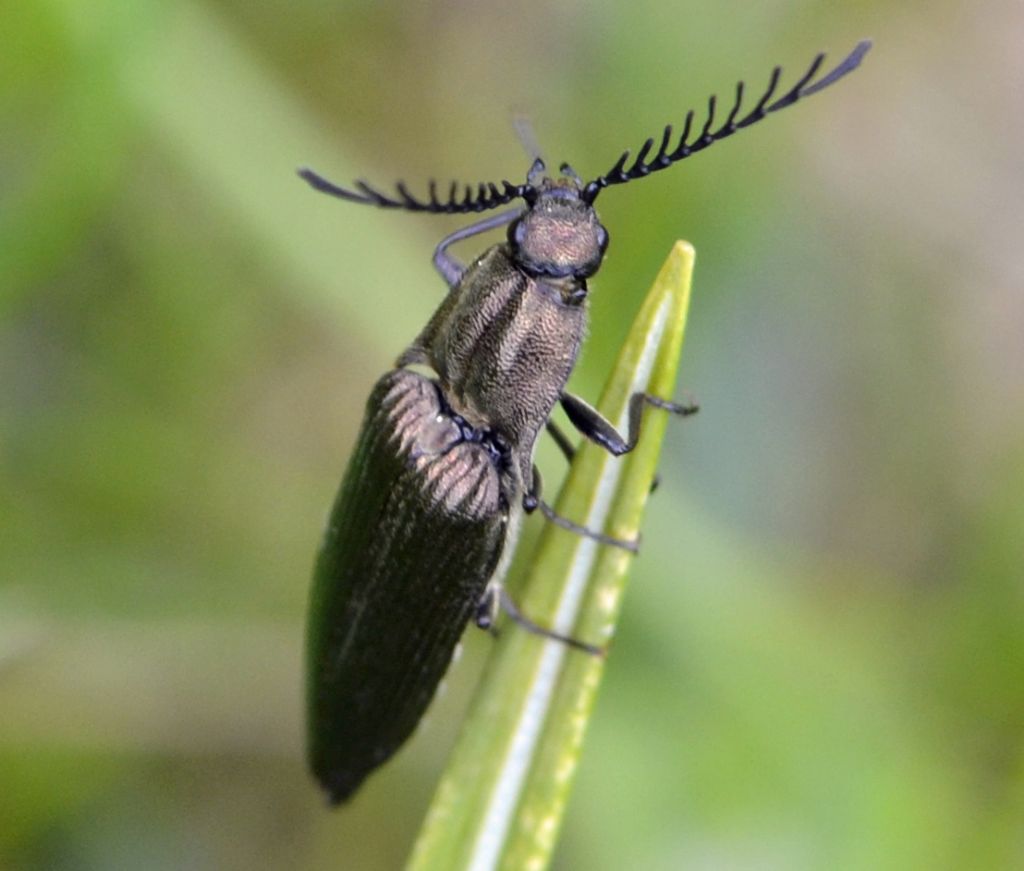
[525,466,639,551]
[475,586,604,656]
[536,500,640,553]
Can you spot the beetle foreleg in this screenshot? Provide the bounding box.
[488,586,604,656]
[547,417,666,494]
[560,391,698,456]
[433,208,523,288]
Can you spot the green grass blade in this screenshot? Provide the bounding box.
[406,241,696,871]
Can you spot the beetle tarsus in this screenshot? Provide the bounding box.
[498,588,605,657]
[538,500,640,553]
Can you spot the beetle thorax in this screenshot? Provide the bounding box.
[410,245,588,482]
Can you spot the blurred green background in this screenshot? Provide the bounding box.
[3,0,1022,868]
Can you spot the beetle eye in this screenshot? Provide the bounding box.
[596,225,609,253]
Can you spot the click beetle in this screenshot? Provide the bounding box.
[301,40,871,803]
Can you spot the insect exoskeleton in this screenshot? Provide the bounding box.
[307,369,513,803]
[302,39,872,803]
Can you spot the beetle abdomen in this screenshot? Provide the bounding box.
[306,369,510,803]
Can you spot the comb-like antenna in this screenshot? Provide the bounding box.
[297,167,529,214]
[583,39,871,202]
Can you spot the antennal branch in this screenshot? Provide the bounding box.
[297,167,527,215]
[583,39,872,202]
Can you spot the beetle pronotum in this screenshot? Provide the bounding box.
[302,40,871,803]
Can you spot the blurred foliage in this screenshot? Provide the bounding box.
[2,0,1022,869]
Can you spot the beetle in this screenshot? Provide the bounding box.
[301,40,871,804]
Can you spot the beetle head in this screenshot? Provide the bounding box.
[509,161,609,280]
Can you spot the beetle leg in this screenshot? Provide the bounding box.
[524,465,639,552]
[537,501,640,553]
[474,586,501,637]
[560,391,699,456]
[477,586,604,656]
[521,463,545,512]
[548,412,667,493]
[433,208,523,288]
[547,418,669,493]
[545,419,577,464]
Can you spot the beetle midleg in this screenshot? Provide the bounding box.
[546,418,667,494]
[524,466,639,552]
[473,586,501,636]
[560,391,699,456]
[545,419,577,464]
[475,585,604,656]
[433,207,523,288]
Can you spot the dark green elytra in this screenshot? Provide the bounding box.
[307,370,510,802]
[302,41,871,804]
